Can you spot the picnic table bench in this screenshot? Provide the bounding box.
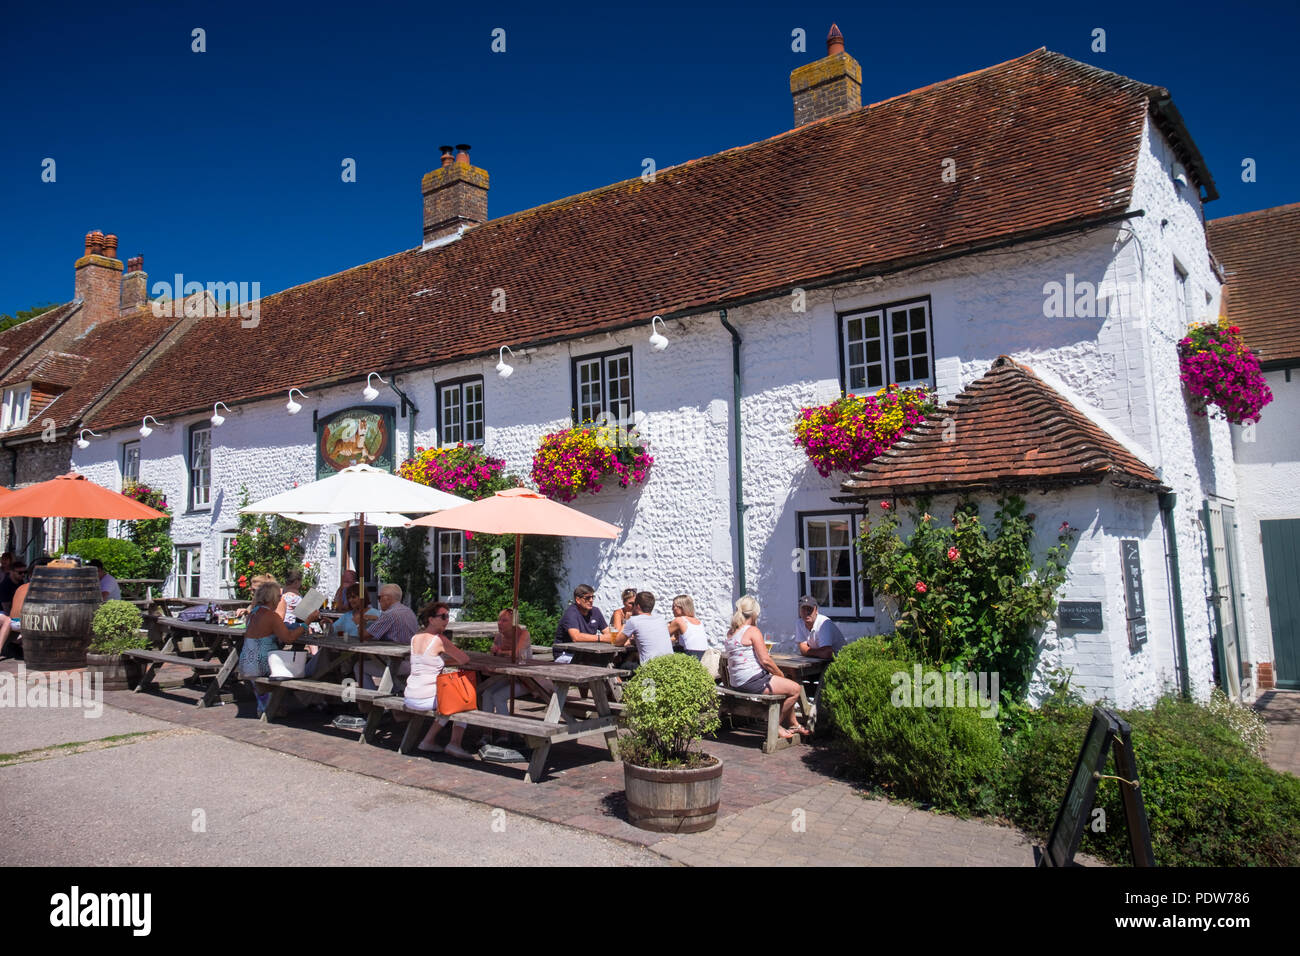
[715,652,825,753]
[124,616,247,707]
[252,677,392,739]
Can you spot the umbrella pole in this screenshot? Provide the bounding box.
[510,534,522,715]
[358,513,367,643]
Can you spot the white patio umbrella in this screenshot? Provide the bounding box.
[241,465,470,638]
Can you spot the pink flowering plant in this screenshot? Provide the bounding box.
[793,385,937,477]
[857,496,1076,703]
[398,444,510,500]
[531,423,653,502]
[1177,321,1273,425]
[121,481,173,579]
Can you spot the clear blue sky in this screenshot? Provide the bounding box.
[2,0,1296,316]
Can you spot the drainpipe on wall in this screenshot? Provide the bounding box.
[719,310,748,595]
[1159,491,1192,698]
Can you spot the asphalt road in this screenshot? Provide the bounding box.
[0,702,664,867]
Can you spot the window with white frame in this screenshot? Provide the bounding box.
[1,384,31,432]
[572,349,633,424]
[798,512,873,620]
[218,533,237,595]
[436,530,477,604]
[438,377,485,446]
[189,424,211,510]
[173,544,201,598]
[121,441,140,486]
[840,299,934,393]
[1174,262,1190,328]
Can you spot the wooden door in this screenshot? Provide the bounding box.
[1204,501,1244,699]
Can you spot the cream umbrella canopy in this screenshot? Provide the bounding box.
[241,465,471,638]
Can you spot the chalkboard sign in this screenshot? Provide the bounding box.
[1059,601,1103,630]
[1039,707,1154,867]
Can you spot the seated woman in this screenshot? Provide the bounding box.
[478,609,554,736]
[235,575,277,620]
[668,593,708,660]
[332,583,380,639]
[239,581,310,716]
[609,588,637,633]
[723,595,808,738]
[403,602,474,759]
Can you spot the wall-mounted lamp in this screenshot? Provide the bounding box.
[363,372,386,402]
[649,315,669,352]
[286,388,308,415]
[496,345,515,379]
[1172,162,1189,187]
[139,416,160,438]
[211,402,231,426]
[76,428,101,450]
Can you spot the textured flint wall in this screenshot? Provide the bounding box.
[67,119,1237,705]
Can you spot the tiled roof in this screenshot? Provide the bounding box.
[1207,202,1300,364]
[89,49,1173,431]
[839,357,1165,498]
[0,303,78,379]
[0,307,177,439]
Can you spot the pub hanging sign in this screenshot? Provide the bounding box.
[316,405,396,478]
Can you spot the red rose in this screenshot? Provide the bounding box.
[880,501,891,510]
[915,581,928,594]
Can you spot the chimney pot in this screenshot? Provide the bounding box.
[439,145,455,167]
[826,23,845,56]
[455,144,471,165]
[102,233,119,259]
[88,230,105,255]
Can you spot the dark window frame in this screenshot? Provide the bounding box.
[121,440,141,487]
[186,421,212,513]
[569,346,635,426]
[435,374,486,447]
[836,295,936,395]
[795,508,874,622]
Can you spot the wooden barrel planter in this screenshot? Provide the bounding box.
[84,652,142,691]
[20,565,101,672]
[624,755,723,833]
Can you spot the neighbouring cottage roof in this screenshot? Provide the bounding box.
[839,357,1166,498]
[0,306,177,440]
[1207,202,1300,365]
[0,303,78,380]
[86,48,1206,431]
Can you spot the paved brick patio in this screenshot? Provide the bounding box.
[4,658,1052,864]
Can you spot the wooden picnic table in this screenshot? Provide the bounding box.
[771,652,830,732]
[551,640,633,700]
[445,650,631,782]
[127,615,249,707]
[285,633,411,694]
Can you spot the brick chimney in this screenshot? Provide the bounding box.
[790,24,862,127]
[121,256,148,314]
[422,144,489,247]
[72,231,125,335]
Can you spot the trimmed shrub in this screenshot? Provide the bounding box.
[1002,696,1300,866]
[821,639,1003,811]
[90,600,147,655]
[65,538,146,581]
[622,653,720,769]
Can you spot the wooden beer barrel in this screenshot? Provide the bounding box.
[624,755,723,833]
[20,566,101,671]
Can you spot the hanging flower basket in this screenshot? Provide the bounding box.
[398,443,508,500]
[531,423,653,502]
[1177,322,1272,425]
[793,385,937,477]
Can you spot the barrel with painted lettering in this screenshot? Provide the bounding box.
[20,565,102,671]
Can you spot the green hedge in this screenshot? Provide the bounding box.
[1001,697,1300,866]
[64,538,146,581]
[821,639,1003,811]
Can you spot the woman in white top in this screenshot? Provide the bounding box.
[406,601,473,758]
[723,595,808,738]
[668,594,709,660]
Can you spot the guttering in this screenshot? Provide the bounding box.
[1160,491,1191,698]
[719,309,747,596]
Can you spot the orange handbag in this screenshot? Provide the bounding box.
[436,670,478,715]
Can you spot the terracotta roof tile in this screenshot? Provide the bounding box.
[89,50,1168,430]
[1207,202,1300,364]
[0,303,78,378]
[839,357,1165,497]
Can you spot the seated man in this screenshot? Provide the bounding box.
[795,595,848,660]
[89,559,121,601]
[356,583,419,689]
[613,591,674,666]
[554,584,612,645]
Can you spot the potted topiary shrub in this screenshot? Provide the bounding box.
[620,653,723,833]
[87,600,147,691]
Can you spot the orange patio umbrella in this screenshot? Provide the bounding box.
[0,472,167,520]
[409,487,621,689]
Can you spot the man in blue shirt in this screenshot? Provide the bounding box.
[554,584,611,644]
